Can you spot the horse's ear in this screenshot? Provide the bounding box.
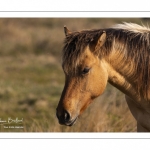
[89,31,106,54]
[64,26,71,36]
[96,31,106,48]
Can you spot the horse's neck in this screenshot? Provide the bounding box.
[102,57,141,101]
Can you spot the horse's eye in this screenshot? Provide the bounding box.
[82,67,90,74]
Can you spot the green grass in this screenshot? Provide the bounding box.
[0,54,64,132]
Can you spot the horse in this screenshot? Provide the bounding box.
[56,22,150,132]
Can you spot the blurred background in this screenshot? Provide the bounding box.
[0,18,149,132]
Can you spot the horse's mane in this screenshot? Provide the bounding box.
[62,22,150,99]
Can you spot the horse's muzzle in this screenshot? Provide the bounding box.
[56,109,78,126]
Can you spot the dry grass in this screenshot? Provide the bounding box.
[0,18,148,132]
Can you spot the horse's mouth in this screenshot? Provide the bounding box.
[59,117,78,126]
[67,117,78,126]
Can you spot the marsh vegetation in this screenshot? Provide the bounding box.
[0,18,149,132]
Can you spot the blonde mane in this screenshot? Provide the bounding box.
[112,22,150,33]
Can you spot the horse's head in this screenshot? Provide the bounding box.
[56,27,108,126]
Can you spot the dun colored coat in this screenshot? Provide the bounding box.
[56,23,150,132]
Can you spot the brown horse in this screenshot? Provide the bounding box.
[56,22,150,132]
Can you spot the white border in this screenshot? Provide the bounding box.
[0,133,150,150]
[0,133,149,138]
[0,1,150,149]
[0,137,149,150]
[0,11,149,18]
[0,0,149,12]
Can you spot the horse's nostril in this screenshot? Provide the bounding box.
[56,109,71,123]
[64,110,70,122]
